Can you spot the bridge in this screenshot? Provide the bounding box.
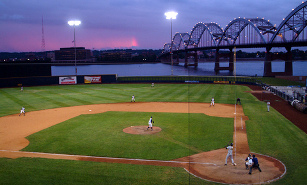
[160,2,307,77]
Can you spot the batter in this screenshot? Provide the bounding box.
[225,143,236,166]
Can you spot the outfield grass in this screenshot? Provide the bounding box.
[0,84,247,117]
[257,77,305,86]
[0,83,306,184]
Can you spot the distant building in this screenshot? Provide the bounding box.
[100,50,132,61]
[47,52,55,61]
[53,47,94,63]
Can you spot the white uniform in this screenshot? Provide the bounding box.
[131,95,135,102]
[20,107,25,114]
[225,145,235,165]
[210,98,215,106]
[267,101,270,112]
[245,156,253,166]
[19,107,25,116]
[148,117,152,127]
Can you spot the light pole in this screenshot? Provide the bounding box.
[68,20,81,76]
[165,11,178,75]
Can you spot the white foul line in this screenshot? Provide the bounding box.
[0,150,217,166]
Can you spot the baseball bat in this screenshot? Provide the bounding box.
[225,140,232,148]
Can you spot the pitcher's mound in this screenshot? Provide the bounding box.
[123,126,162,135]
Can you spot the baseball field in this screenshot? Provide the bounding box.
[0,83,306,184]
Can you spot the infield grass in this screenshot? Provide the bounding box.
[0,83,306,184]
[23,112,233,160]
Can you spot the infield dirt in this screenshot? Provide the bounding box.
[0,102,285,184]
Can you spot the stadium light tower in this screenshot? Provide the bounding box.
[165,11,177,75]
[68,20,81,76]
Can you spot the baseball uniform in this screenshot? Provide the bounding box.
[249,155,262,174]
[19,107,25,116]
[147,116,153,130]
[225,143,235,165]
[210,97,214,106]
[245,154,253,169]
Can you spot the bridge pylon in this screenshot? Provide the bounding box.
[173,53,180,65]
[264,47,293,77]
[214,49,234,72]
[184,51,198,67]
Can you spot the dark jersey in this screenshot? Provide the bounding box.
[252,157,259,165]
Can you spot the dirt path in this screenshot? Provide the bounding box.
[0,102,285,184]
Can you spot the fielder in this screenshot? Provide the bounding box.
[267,101,270,112]
[210,97,215,107]
[147,116,154,131]
[236,97,241,105]
[131,95,135,102]
[151,83,154,87]
[225,143,236,166]
[19,106,25,116]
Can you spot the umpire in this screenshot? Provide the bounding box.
[249,154,262,174]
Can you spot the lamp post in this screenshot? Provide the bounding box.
[68,20,81,76]
[165,11,177,76]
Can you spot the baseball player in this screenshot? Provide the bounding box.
[249,154,262,174]
[245,154,253,169]
[19,106,25,116]
[225,143,236,166]
[210,97,215,107]
[267,101,270,112]
[236,97,241,105]
[131,95,135,102]
[20,86,23,92]
[151,83,154,87]
[147,116,154,131]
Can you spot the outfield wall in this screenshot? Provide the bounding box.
[117,76,257,85]
[0,75,117,88]
[0,75,257,88]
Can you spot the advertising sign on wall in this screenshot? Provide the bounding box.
[59,76,77,84]
[84,76,102,83]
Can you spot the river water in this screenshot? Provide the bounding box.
[51,61,307,77]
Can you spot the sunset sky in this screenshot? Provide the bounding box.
[0,0,304,52]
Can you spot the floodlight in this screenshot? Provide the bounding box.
[68,20,81,26]
[165,12,178,19]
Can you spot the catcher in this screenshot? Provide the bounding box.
[245,154,253,169]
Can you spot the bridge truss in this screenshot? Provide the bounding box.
[161,1,307,76]
[163,1,307,51]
